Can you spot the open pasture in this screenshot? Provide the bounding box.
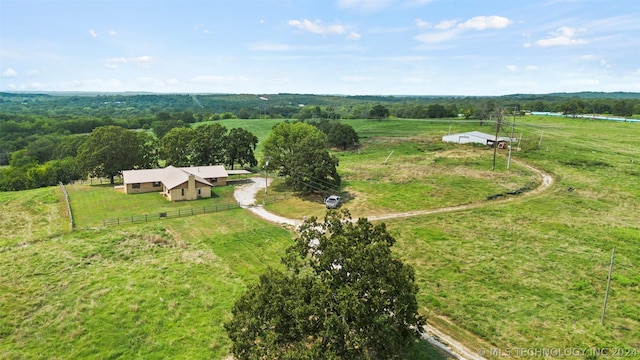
[264,116,640,354]
[1,115,638,359]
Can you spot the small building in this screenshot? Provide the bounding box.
[442,131,515,148]
[122,165,242,201]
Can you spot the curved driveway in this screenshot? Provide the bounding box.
[232,160,555,360]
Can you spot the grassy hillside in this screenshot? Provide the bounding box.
[0,190,295,359]
[1,115,638,359]
[262,116,640,354]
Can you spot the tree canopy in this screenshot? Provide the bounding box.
[369,104,390,120]
[225,127,258,169]
[263,122,340,195]
[77,126,156,184]
[225,210,425,359]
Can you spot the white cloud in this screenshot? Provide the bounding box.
[414,29,460,43]
[337,0,431,12]
[64,78,123,90]
[105,57,128,69]
[131,56,154,68]
[2,68,18,77]
[26,69,41,77]
[248,42,292,51]
[18,82,45,90]
[104,56,153,69]
[89,29,98,38]
[457,16,512,30]
[415,15,512,44]
[435,20,457,30]
[507,65,518,71]
[404,0,433,6]
[108,30,117,36]
[415,19,430,28]
[535,26,587,47]
[578,54,596,61]
[347,32,362,40]
[288,19,346,35]
[525,65,538,71]
[336,0,394,12]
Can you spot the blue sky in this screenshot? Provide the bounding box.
[1,0,639,95]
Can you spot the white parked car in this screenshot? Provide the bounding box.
[324,195,341,209]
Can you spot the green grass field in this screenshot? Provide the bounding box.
[1,116,638,359]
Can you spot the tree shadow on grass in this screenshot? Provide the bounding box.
[405,338,457,360]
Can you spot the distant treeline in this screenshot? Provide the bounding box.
[0,91,638,189]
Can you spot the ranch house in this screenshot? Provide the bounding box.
[122,165,244,201]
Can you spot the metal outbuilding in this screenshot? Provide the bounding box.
[442,131,514,147]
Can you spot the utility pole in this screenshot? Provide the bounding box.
[538,131,544,149]
[601,247,616,325]
[507,106,516,170]
[264,156,271,194]
[492,109,502,171]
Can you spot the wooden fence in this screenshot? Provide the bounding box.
[101,194,289,227]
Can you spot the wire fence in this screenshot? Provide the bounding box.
[101,193,289,227]
[59,182,75,229]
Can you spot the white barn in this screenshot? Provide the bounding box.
[442,131,514,147]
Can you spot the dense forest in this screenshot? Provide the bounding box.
[1,91,638,191]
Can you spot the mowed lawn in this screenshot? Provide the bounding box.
[68,182,238,228]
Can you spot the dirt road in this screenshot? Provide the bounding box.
[232,162,555,359]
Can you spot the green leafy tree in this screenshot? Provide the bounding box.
[136,132,159,169]
[263,122,340,194]
[327,123,359,150]
[225,210,425,359]
[152,119,186,139]
[159,127,195,167]
[190,123,228,165]
[369,104,389,120]
[25,137,56,163]
[77,125,152,184]
[54,135,86,159]
[225,127,258,169]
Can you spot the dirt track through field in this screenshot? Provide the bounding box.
[233,160,555,360]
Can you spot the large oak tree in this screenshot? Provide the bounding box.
[263,122,340,195]
[77,125,156,184]
[225,210,425,359]
[225,127,258,169]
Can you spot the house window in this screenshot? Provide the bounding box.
[152,181,161,187]
[132,183,141,189]
[211,177,218,183]
[181,189,184,196]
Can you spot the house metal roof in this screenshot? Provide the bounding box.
[443,131,514,142]
[122,165,228,190]
[178,165,228,179]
